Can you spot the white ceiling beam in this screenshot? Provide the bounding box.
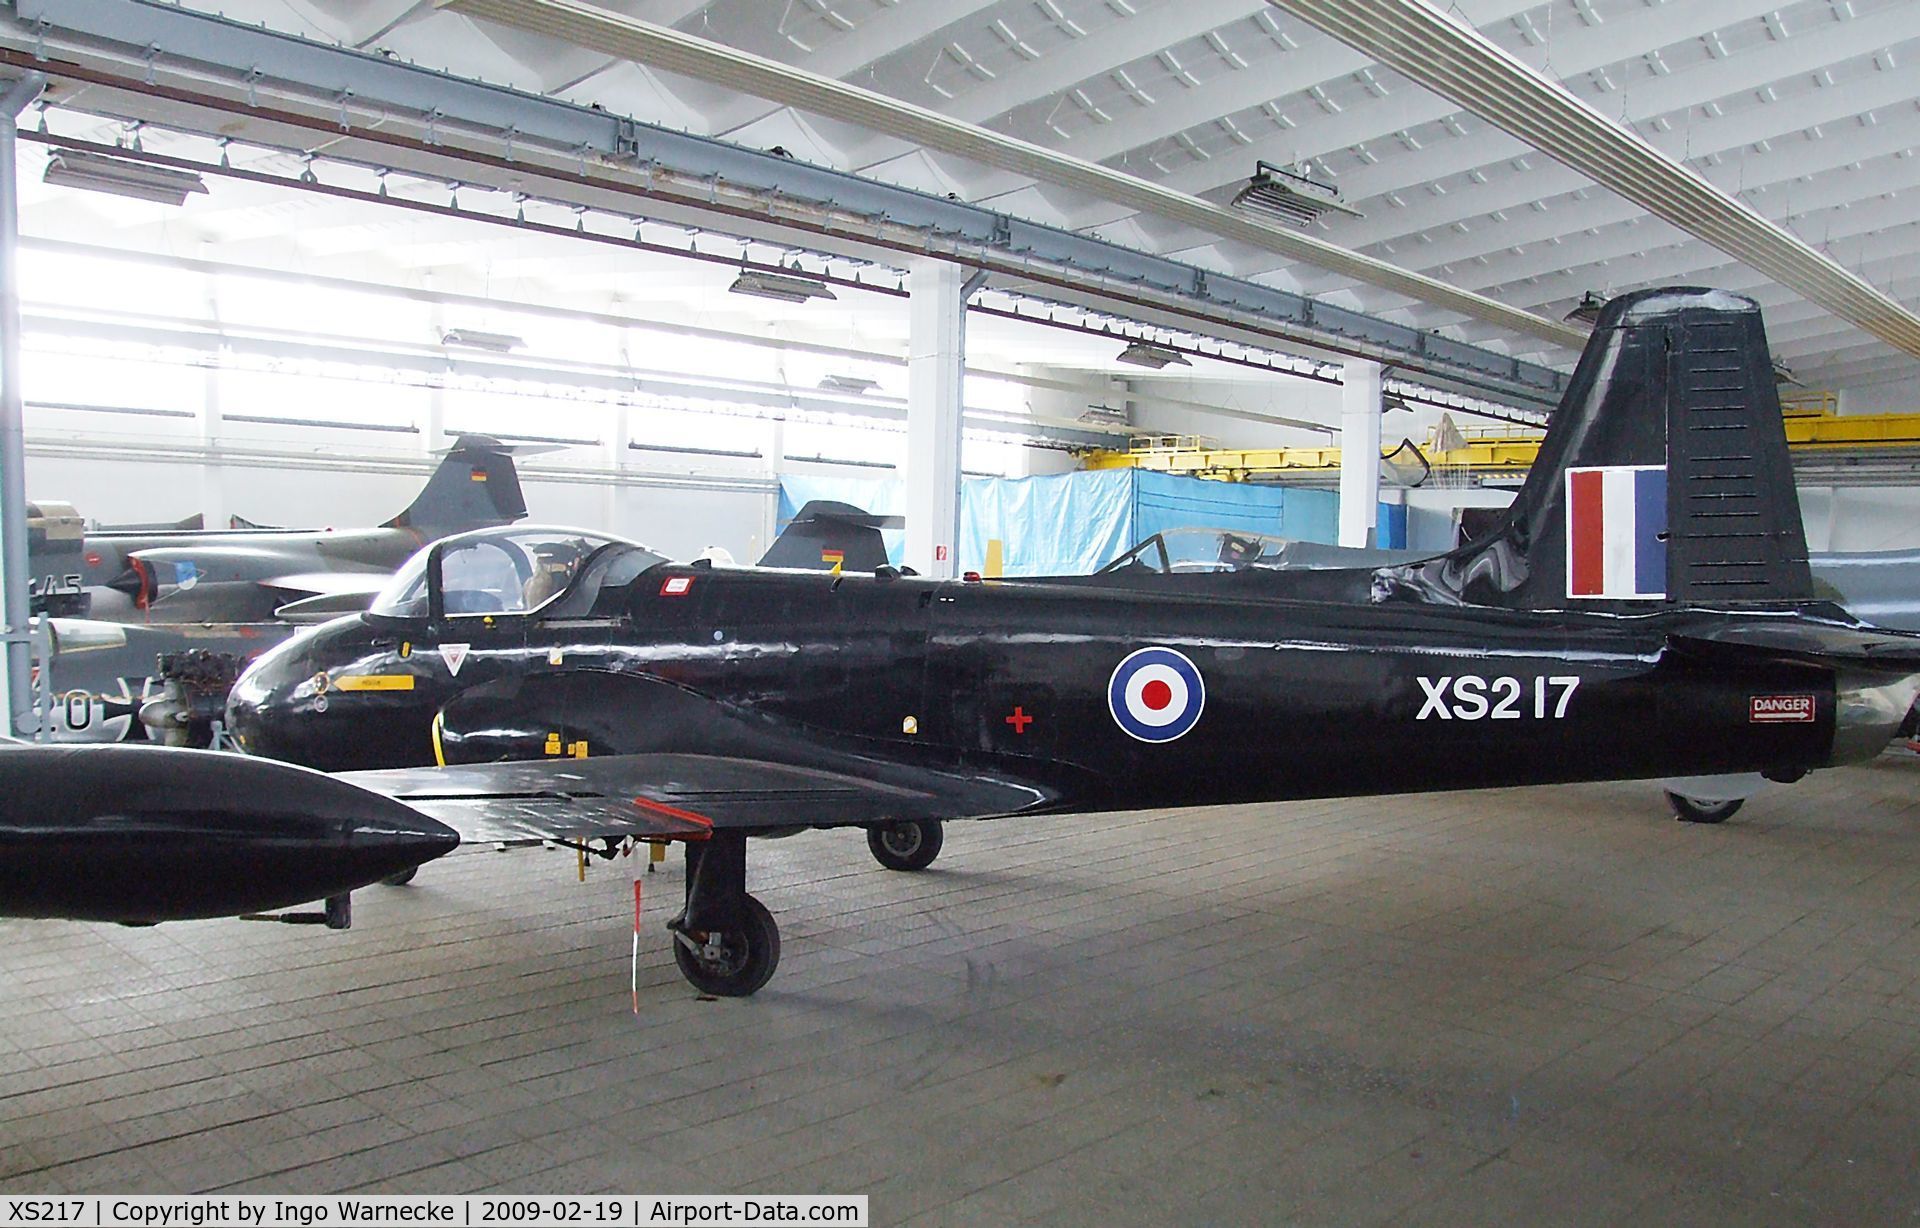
[1270,0,1920,362]
[949,0,1269,126]
[1805,354,1920,391]
[1448,176,1920,329]
[1063,0,1535,166]
[711,0,1009,135]
[436,0,1585,348]
[1414,117,1920,292]
[1169,0,1913,203]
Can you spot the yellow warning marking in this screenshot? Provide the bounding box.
[650,841,666,864]
[544,732,563,755]
[431,711,447,768]
[984,539,1004,579]
[334,674,415,692]
[399,642,412,659]
[568,740,589,759]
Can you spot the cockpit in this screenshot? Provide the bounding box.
[1097,528,1426,576]
[369,527,667,621]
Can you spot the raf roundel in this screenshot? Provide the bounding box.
[1108,646,1206,743]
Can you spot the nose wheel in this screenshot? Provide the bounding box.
[867,818,943,871]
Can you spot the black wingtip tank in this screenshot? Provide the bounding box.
[1383,288,1813,613]
[383,435,530,536]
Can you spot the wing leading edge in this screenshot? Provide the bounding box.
[342,752,1056,846]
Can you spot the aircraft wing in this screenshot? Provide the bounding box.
[341,753,1055,846]
[262,571,390,598]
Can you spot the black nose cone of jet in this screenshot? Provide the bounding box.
[0,744,460,924]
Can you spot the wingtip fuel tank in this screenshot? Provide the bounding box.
[0,743,459,924]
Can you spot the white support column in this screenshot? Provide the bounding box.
[764,416,786,559]
[1338,359,1383,548]
[905,260,968,578]
[0,74,44,738]
[195,252,227,530]
[603,403,631,536]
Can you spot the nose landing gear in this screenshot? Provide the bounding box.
[866,818,943,871]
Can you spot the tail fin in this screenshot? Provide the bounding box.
[757,501,900,572]
[384,435,528,536]
[1387,288,1812,612]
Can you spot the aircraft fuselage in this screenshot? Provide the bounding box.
[229,563,1865,819]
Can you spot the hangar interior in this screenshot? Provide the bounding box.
[9,0,1920,1219]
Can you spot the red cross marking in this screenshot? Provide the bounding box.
[1005,706,1033,734]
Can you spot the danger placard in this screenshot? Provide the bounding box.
[1750,694,1815,723]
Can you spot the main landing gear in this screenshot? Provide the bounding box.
[1666,791,1744,824]
[668,833,780,996]
[866,818,943,871]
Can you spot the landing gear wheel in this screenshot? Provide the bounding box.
[382,867,419,886]
[1668,792,1743,824]
[672,893,780,997]
[867,819,943,871]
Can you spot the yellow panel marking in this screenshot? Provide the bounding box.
[334,674,415,692]
[544,732,563,755]
[984,539,1004,579]
[568,740,589,759]
[431,711,447,768]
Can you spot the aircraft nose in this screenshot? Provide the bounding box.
[226,632,318,760]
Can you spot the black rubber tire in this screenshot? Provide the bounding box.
[672,894,780,997]
[1667,792,1743,824]
[382,867,419,886]
[867,819,944,871]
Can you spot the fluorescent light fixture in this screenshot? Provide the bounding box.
[43,149,208,206]
[729,269,837,304]
[1229,161,1363,229]
[1772,358,1799,386]
[1080,404,1129,426]
[440,329,525,352]
[818,374,880,394]
[1117,341,1191,370]
[1563,291,1608,326]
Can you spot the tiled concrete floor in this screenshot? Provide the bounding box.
[7,758,1920,1224]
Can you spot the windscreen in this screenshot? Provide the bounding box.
[369,527,656,618]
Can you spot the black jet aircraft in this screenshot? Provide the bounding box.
[225,289,1920,997]
[0,742,455,926]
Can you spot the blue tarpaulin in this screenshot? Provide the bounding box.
[777,471,1399,575]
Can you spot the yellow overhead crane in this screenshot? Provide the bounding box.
[1083,393,1920,482]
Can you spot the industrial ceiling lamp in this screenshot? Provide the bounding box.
[1563,291,1609,326]
[43,148,208,206]
[1772,357,1799,386]
[440,329,526,353]
[728,268,837,304]
[1116,341,1191,370]
[818,374,879,394]
[1229,160,1364,229]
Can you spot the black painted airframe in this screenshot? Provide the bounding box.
[224,289,1920,996]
